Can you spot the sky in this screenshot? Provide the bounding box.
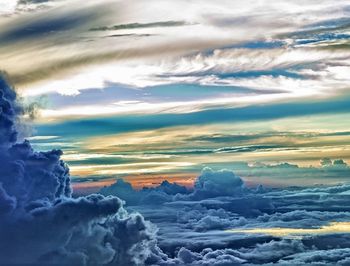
[1,0,350,190]
[2,1,350,266]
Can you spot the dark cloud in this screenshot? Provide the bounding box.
[90,21,189,31]
[19,0,55,3]
[0,75,22,146]
[0,8,97,44]
[104,33,154,38]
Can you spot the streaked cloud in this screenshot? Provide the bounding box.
[1,0,349,102]
[89,20,189,31]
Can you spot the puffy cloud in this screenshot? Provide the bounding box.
[238,239,306,264]
[147,239,307,265]
[256,210,350,228]
[0,183,16,215]
[176,205,247,232]
[191,168,245,199]
[175,247,246,265]
[0,76,21,147]
[101,179,190,205]
[100,178,139,205]
[278,248,350,266]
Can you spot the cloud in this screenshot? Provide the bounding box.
[0,10,93,44]
[0,183,16,214]
[189,167,245,199]
[175,247,246,265]
[101,178,189,205]
[278,248,350,265]
[0,76,21,146]
[102,168,247,209]
[177,206,248,232]
[103,168,274,217]
[90,20,189,31]
[1,0,348,103]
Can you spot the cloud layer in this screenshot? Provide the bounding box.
[101,168,350,265]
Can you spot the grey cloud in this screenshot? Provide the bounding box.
[19,0,56,3]
[189,168,245,199]
[238,239,306,264]
[90,21,189,31]
[256,210,350,228]
[175,247,245,265]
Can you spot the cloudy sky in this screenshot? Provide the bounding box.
[2,1,350,266]
[1,0,350,190]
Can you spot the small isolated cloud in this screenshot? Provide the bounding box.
[90,20,189,31]
[191,167,245,199]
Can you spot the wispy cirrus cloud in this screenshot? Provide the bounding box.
[1,0,349,104]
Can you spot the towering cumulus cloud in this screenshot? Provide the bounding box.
[0,75,156,265]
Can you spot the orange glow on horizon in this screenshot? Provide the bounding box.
[72,172,198,193]
[123,173,197,189]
